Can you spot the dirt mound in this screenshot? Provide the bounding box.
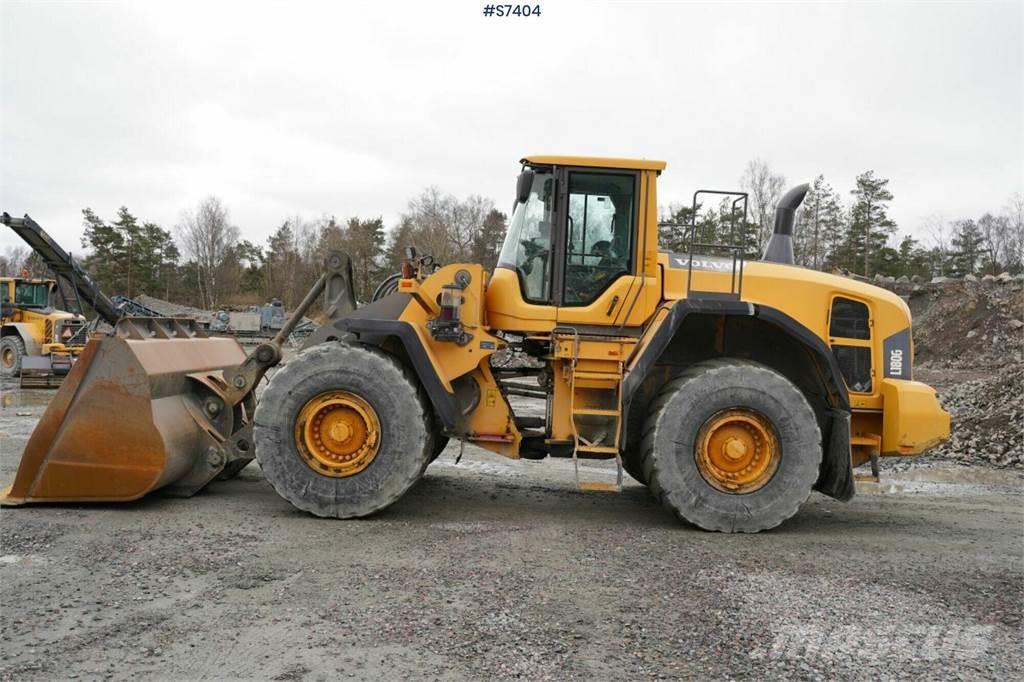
[904,279,1023,369]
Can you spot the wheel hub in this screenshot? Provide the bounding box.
[1,348,13,368]
[695,408,780,494]
[294,391,381,478]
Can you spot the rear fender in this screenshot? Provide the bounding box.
[624,299,854,501]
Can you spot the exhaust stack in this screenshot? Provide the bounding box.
[761,183,810,265]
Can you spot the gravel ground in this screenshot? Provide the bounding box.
[1,383,1022,681]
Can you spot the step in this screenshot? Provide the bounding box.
[576,445,619,454]
[572,408,620,416]
[573,370,623,380]
[577,481,620,493]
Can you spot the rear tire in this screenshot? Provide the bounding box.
[0,336,25,378]
[641,359,822,533]
[254,343,431,518]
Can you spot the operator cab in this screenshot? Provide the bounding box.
[489,156,664,332]
[1,278,54,315]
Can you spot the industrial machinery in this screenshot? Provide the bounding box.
[0,157,951,532]
[0,276,87,386]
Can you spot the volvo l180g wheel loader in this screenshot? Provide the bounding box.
[0,156,950,532]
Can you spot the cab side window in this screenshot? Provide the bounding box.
[563,172,635,305]
[829,296,872,393]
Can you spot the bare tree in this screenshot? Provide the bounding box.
[1005,192,1024,273]
[402,187,496,264]
[177,197,240,309]
[922,212,950,276]
[739,159,786,252]
[0,246,30,276]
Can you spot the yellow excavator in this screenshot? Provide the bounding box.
[0,156,950,532]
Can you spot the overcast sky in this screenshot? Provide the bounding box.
[1,0,1021,256]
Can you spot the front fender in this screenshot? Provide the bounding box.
[3,323,40,356]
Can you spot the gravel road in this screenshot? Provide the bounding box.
[1,384,1022,681]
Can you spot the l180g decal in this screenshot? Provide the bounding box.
[883,328,912,379]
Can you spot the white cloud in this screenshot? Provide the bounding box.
[2,0,1021,255]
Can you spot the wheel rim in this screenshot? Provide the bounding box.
[694,408,780,494]
[1,347,14,369]
[294,391,381,477]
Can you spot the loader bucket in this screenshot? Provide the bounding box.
[0,318,250,506]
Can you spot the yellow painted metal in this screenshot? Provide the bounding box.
[398,263,505,391]
[521,155,666,171]
[878,379,951,455]
[294,391,381,477]
[463,362,522,458]
[695,409,781,494]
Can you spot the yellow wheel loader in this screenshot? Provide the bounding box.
[1,276,87,386]
[0,156,950,532]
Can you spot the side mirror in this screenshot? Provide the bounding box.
[516,169,535,205]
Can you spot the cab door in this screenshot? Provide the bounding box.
[553,168,644,328]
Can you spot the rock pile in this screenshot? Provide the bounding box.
[865,274,1023,468]
[927,369,1023,468]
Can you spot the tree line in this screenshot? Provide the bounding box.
[661,159,1024,279]
[6,189,509,311]
[1,162,1021,315]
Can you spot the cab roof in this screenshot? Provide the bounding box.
[522,155,667,172]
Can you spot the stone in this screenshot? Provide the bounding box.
[965,274,978,282]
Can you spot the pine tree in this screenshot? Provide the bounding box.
[847,171,897,276]
[950,219,986,276]
[471,209,508,271]
[795,175,844,270]
[344,217,386,303]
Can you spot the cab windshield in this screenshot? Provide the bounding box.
[497,169,555,303]
[14,282,50,308]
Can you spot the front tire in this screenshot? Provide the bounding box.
[254,343,431,518]
[641,359,822,533]
[0,336,25,378]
